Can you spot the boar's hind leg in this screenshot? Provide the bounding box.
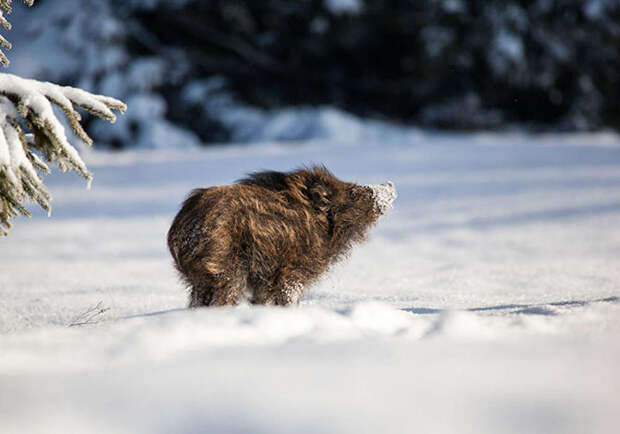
[188,271,246,307]
[189,286,211,307]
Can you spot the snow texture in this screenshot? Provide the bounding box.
[1,129,619,433]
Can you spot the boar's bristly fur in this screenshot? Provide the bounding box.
[167,166,396,307]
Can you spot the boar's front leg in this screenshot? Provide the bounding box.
[250,280,304,306]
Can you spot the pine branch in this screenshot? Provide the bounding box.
[0,0,34,67]
[0,73,126,235]
[0,0,125,235]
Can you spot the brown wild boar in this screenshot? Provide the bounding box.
[167,166,397,307]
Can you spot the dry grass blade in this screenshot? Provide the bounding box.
[68,301,110,327]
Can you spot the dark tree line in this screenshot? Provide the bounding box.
[25,0,618,146]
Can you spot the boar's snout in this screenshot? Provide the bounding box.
[366,181,397,215]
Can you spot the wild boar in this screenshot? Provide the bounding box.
[167,166,396,307]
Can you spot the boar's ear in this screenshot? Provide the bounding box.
[306,181,331,212]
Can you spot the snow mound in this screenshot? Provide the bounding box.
[217,105,423,144]
[0,303,429,373]
[3,300,619,375]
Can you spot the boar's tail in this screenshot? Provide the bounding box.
[167,188,205,268]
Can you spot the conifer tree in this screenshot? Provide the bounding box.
[0,0,126,235]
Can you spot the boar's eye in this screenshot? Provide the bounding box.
[349,186,370,201]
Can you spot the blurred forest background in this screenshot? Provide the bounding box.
[7,0,620,148]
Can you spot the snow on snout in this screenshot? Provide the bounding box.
[366,181,397,214]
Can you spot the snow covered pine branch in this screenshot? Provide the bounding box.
[0,0,126,235]
[0,0,33,67]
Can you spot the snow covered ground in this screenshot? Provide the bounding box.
[1,131,620,433]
